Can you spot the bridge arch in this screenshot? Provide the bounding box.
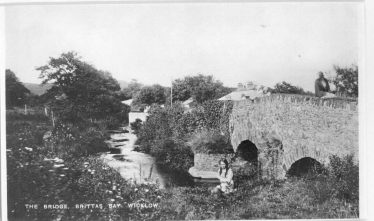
[286,157,325,177]
[236,140,258,163]
[229,95,358,180]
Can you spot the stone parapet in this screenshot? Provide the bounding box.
[229,93,358,180]
[188,167,218,179]
[193,153,234,171]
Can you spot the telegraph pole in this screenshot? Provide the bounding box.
[170,77,173,107]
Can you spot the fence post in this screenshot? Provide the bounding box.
[51,110,55,127]
[24,104,27,115]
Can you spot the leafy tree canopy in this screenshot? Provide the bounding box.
[172,74,232,104]
[133,84,167,106]
[330,65,358,98]
[6,69,30,107]
[272,81,312,95]
[120,79,143,100]
[37,51,126,122]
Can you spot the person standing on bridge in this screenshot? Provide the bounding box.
[211,158,234,194]
[315,72,335,98]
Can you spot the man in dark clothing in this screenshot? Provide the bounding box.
[315,72,331,97]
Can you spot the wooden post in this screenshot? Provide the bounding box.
[51,110,55,127]
[24,104,27,115]
[44,107,48,116]
[170,81,173,107]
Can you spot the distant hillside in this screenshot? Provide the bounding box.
[24,83,52,95]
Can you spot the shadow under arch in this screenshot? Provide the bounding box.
[236,140,258,163]
[286,157,326,177]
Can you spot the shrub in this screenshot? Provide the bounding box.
[6,111,50,124]
[44,122,109,158]
[7,113,163,220]
[150,138,194,172]
[136,106,173,153]
[188,129,233,154]
[328,154,359,202]
[130,118,143,135]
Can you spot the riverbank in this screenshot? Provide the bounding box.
[101,130,167,188]
[6,112,163,220]
[7,112,359,220]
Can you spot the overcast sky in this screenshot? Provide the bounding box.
[5,2,362,91]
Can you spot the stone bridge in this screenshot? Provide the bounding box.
[229,94,358,179]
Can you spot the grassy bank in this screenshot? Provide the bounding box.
[7,111,358,220]
[6,112,162,221]
[160,176,358,220]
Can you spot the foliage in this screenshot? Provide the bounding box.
[328,154,359,202]
[150,138,194,172]
[330,65,358,97]
[135,103,195,169]
[172,74,232,103]
[7,112,163,221]
[133,84,167,106]
[36,51,128,124]
[7,112,359,220]
[200,100,233,143]
[188,129,233,154]
[25,94,44,107]
[130,118,143,135]
[158,175,358,220]
[135,105,176,153]
[272,81,312,95]
[120,79,143,100]
[136,100,233,171]
[6,69,31,107]
[45,122,109,158]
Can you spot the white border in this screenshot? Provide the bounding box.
[0,5,7,221]
[0,1,371,221]
[358,1,366,219]
[363,1,374,221]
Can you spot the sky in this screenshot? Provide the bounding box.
[5,2,363,92]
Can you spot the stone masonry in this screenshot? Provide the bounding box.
[229,94,358,180]
[189,153,235,179]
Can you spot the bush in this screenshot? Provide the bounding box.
[150,138,194,172]
[45,122,109,158]
[135,106,173,153]
[188,129,233,154]
[130,118,143,135]
[328,154,359,202]
[135,100,233,173]
[7,113,163,220]
[6,111,50,124]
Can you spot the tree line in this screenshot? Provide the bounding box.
[6,51,358,114]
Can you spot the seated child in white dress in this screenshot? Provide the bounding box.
[211,158,234,194]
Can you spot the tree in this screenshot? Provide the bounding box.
[120,79,143,100]
[37,51,126,123]
[272,81,309,95]
[330,65,358,97]
[133,84,167,106]
[5,69,30,107]
[172,74,232,104]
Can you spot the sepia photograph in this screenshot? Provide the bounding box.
[1,1,364,220]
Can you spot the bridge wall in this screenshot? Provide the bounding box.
[229,94,358,179]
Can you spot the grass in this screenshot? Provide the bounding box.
[158,176,358,220]
[6,111,162,221]
[6,111,359,220]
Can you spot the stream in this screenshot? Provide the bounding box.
[101,128,195,188]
